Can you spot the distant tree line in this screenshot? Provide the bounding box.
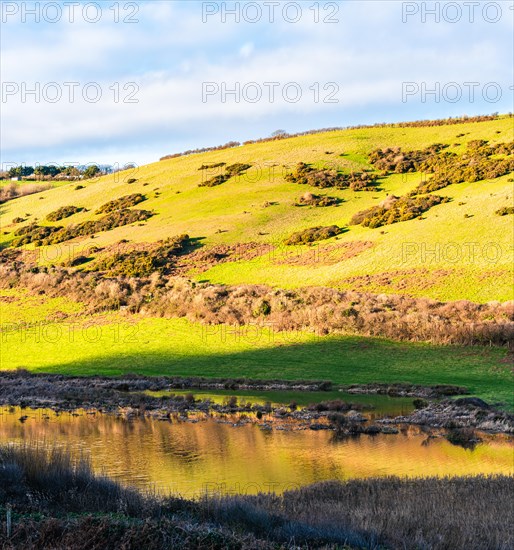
[4,164,104,181]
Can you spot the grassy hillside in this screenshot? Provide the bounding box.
[1,117,513,406]
[2,116,513,302]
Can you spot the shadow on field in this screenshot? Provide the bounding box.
[22,336,512,407]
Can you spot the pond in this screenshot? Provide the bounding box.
[146,388,417,418]
[1,406,512,497]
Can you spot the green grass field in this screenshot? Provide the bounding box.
[1,117,513,406]
[2,117,513,302]
[1,290,512,408]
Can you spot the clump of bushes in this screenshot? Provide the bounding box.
[95,194,146,214]
[198,162,226,170]
[46,205,83,221]
[369,140,514,195]
[12,209,154,247]
[225,163,251,176]
[93,234,191,276]
[369,143,448,173]
[495,206,514,216]
[285,162,378,191]
[12,217,25,224]
[199,174,229,187]
[350,194,450,228]
[413,140,514,194]
[198,163,252,187]
[127,178,137,184]
[296,192,340,207]
[285,225,343,245]
[12,224,63,246]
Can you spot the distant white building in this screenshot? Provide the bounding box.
[11,176,21,181]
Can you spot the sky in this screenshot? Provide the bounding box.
[1,0,513,168]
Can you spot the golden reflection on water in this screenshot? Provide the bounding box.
[1,407,512,497]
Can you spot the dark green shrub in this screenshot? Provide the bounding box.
[198,163,251,187]
[12,217,24,224]
[74,185,85,190]
[95,194,146,214]
[92,234,190,276]
[12,224,63,247]
[198,162,226,170]
[46,205,83,221]
[369,143,448,173]
[495,206,514,216]
[350,194,450,228]
[225,163,251,176]
[296,192,340,207]
[285,225,343,245]
[12,209,154,247]
[199,174,229,187]
[285,162,378,190]
[127,178,137,184]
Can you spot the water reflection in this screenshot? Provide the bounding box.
[0,407,512,497]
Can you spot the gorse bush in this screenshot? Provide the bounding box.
[198,163,252,187]
[369,143,448,173]
[198,162,226,170]
[46,205,83,221]
[495,206,514,216]
[413,140,514,194]
[93,234,191,277]
[12,209,153,247]
[370,140,514,194]
[285,225,343,245]
[285,162,378,191]
[225,163,252,176]
[296,192,340,207]
[199,174,229,187]
[95,193,147,214]
[350,194,450,228]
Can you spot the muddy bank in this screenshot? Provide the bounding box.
[0,371,512,435]
[380,398,514,435]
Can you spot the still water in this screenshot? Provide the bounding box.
[1,406,512,497]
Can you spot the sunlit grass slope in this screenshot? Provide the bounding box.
[1,289,512,408]
[1,116,513,303]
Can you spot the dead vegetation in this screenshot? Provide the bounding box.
[1,444,513,550]
[1,261,512,346]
